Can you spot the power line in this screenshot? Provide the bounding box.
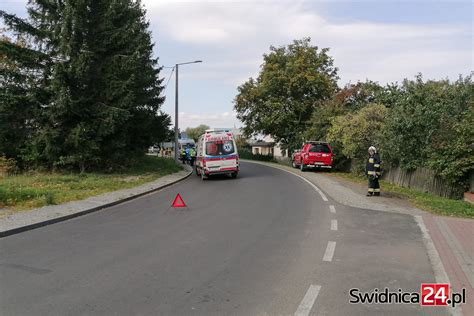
[161,66,175,95]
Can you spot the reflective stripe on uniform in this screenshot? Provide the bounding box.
[374,164,380,168]
[367,171,376,175]
[368,188,374,192]
[376,172,381,175]
[374,188,380,192]
[369,158,374,163]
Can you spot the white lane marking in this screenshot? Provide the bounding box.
[331,219,338,231]
[323,241,336,262]
[329,205,336,213]
[414,216,460,316]
[294,284,322,316]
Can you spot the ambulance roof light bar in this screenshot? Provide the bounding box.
[205,128,231,133]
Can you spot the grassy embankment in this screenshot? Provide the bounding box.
[0,156,181,214]
[330,172,474,219]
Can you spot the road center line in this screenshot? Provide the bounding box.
[323,241,336,262]
[331,219,338,231]
[294,284,322,316]
[329,205,336,213]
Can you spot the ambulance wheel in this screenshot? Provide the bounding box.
[231,172,238,179]
[300,163,306,172]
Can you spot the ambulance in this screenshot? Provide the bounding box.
[195,129,239,180]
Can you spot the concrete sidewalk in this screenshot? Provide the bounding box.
[0,166,193,237]
[244,160,473,316]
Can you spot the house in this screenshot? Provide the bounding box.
[249,135,286,158]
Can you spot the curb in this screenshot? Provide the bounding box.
[242,159,424,216]
[0,166,193,238]
[241,159,329,201]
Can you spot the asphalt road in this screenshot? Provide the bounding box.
[0,162,448,315]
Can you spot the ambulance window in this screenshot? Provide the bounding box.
[206,140,235,156]
[206,142,218,155]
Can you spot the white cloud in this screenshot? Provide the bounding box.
[144,0,471,85]
[177,111,241,129]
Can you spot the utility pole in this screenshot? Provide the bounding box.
[174,64,179,162]
[173,60,202,162]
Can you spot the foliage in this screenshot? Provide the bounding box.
[239,149,276,162]
[380,74,473,189]
[327,103,388,161]
[304,81,384,143]
[0,20,49,166]
[0,155,17,176]
[235,136,250,150]
[0,1,170,172]
[0,156,181,212]
[234,38,338,151]
[185,124,210,141]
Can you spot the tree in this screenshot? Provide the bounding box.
[327,103,388,172]
[234,38,338,151]
[0,14,50,165]
[305,80,391,141]
[185,124,210,141]
[1,1,170,171]
[380,74,473,188]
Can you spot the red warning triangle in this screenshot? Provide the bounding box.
[171,193,186,208]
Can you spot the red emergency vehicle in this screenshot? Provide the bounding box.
[292,141,333,171]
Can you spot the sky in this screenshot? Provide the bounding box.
[2,0,473,128]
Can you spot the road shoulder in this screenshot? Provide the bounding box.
[0,165,193,237]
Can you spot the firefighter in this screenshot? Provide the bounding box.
[366,146,381,196]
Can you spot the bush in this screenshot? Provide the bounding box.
[380,74,473,190]
[327,103,387,162]
[239,149,277,162]
[0,155,17,176]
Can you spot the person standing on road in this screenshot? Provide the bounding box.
[180,147,187,164]
[366,146,381,196]
[189,147,196,166]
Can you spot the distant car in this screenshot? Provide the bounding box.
[292,141,333,171]
[148,145,160,153]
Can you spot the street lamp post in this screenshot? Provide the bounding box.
[174,60,202,162]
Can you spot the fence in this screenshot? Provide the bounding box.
[381,166,463,199]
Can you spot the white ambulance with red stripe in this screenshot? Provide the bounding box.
[195,129,239,180]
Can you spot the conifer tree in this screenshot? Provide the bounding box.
[1,1,169,171]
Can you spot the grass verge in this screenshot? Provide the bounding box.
[0,156,182,214]
[330,172,474,219]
